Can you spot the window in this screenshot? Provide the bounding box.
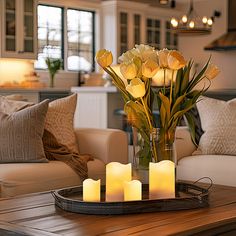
[120,12,128,55]
[134,14,141,45]
[146,18,161,49]
[165,21,178,50]
[35,5,95,72]
[35,5,63,69]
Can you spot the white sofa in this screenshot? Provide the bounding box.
[0,128,128,198]
[176,127,236,187]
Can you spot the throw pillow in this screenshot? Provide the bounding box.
[0,100,49,163]
[0,95,33,114]
[194,96,236,155]
[44,93,79,154]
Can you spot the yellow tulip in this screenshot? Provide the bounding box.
[96,49,113,68]
[120,62,138,80]
[142,59,159,78]
[167,50,186,70]
[204,63,220,80]
[158,48,170,68]
[126,78,145,98]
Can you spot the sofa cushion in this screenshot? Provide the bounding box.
[44,93,79,154]
[0,159,105,197]
[195,96,236,155]
[0,95,32,114]
[177,155,236,187]
[0,100,49,163]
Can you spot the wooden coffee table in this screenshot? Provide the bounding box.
[0,184,236,236]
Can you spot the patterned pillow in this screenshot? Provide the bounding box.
[44,93,79,154]
[194,96,236,155]
[0,100,49,163]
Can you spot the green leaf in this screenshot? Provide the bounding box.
[171,94,187,117]
[174,69,183,99]
[185,112,198,146]
[180,60,192,94]
[168,103,195,127]
[160,104,166,128]
[158,92,171,122]
[187,57,211,92]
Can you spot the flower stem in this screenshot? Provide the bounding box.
[169,70,175,107]
[140,97,158,162]
[163,69,166,94]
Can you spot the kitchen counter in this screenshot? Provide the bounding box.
[0,87,70,92]
[71,86,117,93]
[0,87,71,103]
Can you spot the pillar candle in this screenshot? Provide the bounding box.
[124,180,142,201]
[149,161,175,199]
[106,162,132,202]
[83,179,101,202]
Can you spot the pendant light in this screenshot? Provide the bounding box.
[170,0,213,36]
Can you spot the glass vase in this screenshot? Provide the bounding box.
[157,127,177,164]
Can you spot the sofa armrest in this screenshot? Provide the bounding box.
[175,126,197,161]
[74,128,128,164]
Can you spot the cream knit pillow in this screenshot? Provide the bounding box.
[44,93,79,154]
[194,96,236,155]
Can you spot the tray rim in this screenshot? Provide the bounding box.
[52,182,210,214]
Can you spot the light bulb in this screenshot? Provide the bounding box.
[202,16,208,24]
[189,21,195,28]
[207,18,213,26]
[182,15,188,23]
[171,18,178,27]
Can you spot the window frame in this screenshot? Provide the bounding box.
[36,4,95,72]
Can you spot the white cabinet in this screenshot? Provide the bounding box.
[101,1,180,62]
[0,0,37,59]
[72,87,124,129]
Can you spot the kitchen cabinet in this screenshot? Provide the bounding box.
[101,1,180,62]
[0,0,37,59]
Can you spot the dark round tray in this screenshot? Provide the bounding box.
[52,182,209,215]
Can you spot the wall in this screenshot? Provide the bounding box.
[178,0,236,90]
[0,59,34,85]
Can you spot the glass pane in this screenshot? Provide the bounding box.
[147,30,152,43]
[24,0,33,13]
[166,32,171,45]
[5,0,16,52]
[35,5,63,69]
[147,19,152,27]
[6,0,15,10]
[155,31,160,44]
[134,28,140,44]
[155,20,160,28]
[166,21,171,29]
[134,14,140,26]
[174,34,178,46]
[24,39,33,52]
[120,12,127,24]
[6,12,15,35]
[121,26,127,43]
[67,9,94,71]
[24,15,33,37]
[6,38,15,51]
